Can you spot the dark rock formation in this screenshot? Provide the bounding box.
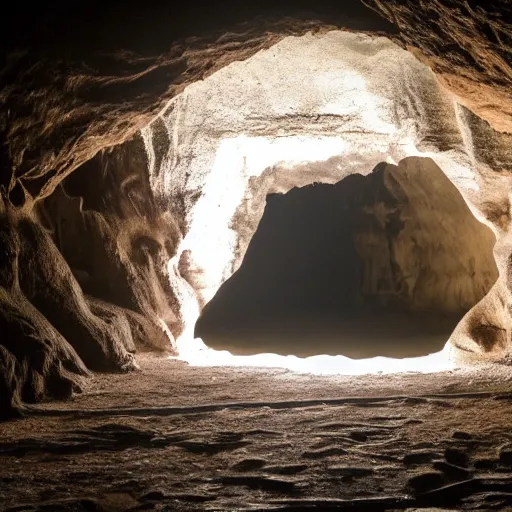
[196,158,498,358]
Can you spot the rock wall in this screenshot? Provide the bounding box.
[44,137,182,345]
[363,0,512,132]
[0,206,136,418]
[1,1,509,204]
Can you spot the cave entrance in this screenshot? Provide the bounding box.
[195,158,498,359]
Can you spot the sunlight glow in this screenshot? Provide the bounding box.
[179,135,347,304]
[172,339,454,376]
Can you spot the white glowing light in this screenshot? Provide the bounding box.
[167,254,205,352]
[315,70,398,136]
[172,340,454,376]
[179,135,347,304]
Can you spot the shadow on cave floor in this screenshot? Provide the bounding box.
[196,159,497,359]
[197,312,461,359]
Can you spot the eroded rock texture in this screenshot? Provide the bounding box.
[358,159,497,314]
[364,0,512,132]
[1,0,512,417]
[45,137,182,346]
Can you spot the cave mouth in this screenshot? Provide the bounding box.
[195,158,498,360]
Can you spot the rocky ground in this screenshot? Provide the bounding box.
[1,354,512,511]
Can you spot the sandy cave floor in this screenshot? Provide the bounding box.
[2,354,512,511]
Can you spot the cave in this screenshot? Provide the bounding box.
[196,159,498,359]
[1,1,512,509]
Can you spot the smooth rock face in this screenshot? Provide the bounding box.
[0,1,512,415]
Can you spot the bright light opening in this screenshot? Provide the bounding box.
[172,339,455,376]
[140,30,501,375]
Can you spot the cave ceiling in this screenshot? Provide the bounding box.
[0,0,510,205]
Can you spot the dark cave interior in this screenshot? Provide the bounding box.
[196,159,498,359]
[1,2,512,510]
